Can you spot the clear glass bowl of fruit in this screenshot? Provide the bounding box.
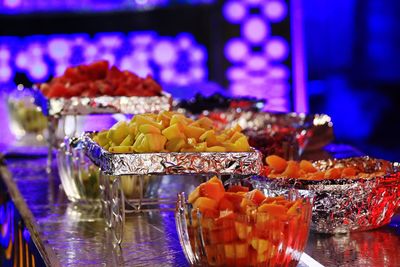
[7,86,47,143]
[262,155,400,233]
[57,138,101,205]
[175,176,314,267]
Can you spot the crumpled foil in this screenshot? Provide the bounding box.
[82,133,263,176]
[33,89,172,116]
[261,157,400,233]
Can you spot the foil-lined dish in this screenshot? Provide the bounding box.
[261,157,400,233]
[201,109,334,158]
[33,88,172,116]
[82,133,263,176]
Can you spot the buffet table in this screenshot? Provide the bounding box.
[1,146,400,267]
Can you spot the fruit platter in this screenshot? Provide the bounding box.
[261,155,400,233]
[34,60,172,116]
[176,176,314,266]
[80,110,263,244]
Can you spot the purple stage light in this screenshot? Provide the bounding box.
[223,1,247,24]
[48,39,71,59]
[269,65,289,79]
[98,35,123,48]
[29,62,48,80]
[226,67,247,81]
[15,53,28,69]
[265,37,289,60]
[244,0,263,6]
[55,64,67,76]
[4,0,21,8]
[190,47,205,62]
[161,68,174,82]
[0,66,12,82]
[152,40,177,65]
[190,67,205,80]
[30,44,43,57]
[263,0,287,22]
[242,16,269,44]
[246,55,267,70]
[177,33,194,49]
[0,49,10,61]
[224,38,248,62]
[84,45,98,58]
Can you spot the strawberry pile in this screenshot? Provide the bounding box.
[39,61,162,98]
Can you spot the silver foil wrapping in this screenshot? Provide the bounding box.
[83,133,263,176]
[262,157,400,233]
[34,89,172,116]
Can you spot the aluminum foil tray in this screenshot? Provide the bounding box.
[33,89,172,116]
[82,133,263,176]
[261,157,400,233]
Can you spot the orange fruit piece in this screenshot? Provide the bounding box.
[265,155,287,173]
[299,160,317,173]
[224,192,245,212]
[324,168,342,179]
[282,161,300,178]
[218,197,235,211]
[258,203,288,216]
[227,185,250,193]
[342,167,358,177]
[193,197,218,213]
[200,182,225,202]
[247,189,266,206]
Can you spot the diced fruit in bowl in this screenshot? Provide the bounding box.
[176,176,314,267]
[93,111,252,153]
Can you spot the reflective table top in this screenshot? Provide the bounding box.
[2,151,400,267]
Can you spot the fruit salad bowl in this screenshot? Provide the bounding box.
[57,137,101,205]
[262,156,400,234]
[175,177,314,267]
[7,86,48,143]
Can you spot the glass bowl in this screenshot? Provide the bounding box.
[262,157,400,234]
[175,177,314,267]
[6,86,47,142]
[57,138,101,205]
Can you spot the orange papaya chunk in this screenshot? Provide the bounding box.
[218,197,235,211]
[246,189,266,206]
[282,161,300,178]
[200,182,225,202]
[299,160,317,173]
[227,185,250,193]
[342,167,358,177]
[193,197,218,213]
[265,155,287,173]
[258,203,288,216]
[224,192,245,212]
[324,168,342,179]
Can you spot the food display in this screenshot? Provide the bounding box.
[92,111,251,153]
[176,176,313,266]
[260,156,400,233]
[39,61,162,98]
